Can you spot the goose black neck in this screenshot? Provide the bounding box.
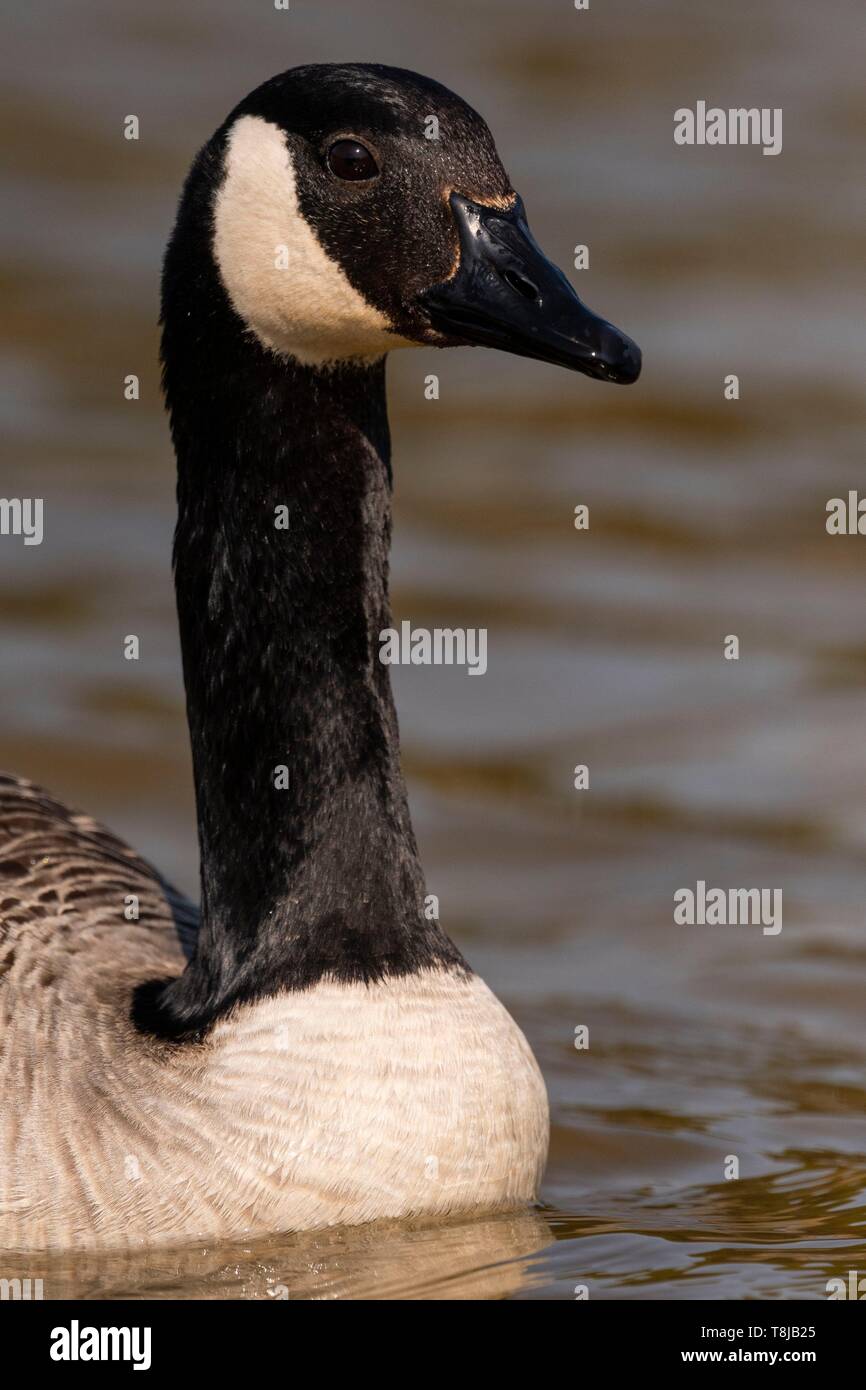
[146,324,465,1038]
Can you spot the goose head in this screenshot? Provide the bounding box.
[191,62,641,382]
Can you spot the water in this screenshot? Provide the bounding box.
[2,0,865,1298]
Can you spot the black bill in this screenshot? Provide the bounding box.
[421,192,641,384]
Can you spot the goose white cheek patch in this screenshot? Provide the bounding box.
[213,115,412,366]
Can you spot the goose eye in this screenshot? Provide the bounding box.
[326,139,379,181]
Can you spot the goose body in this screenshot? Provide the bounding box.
[0,778,543,1248]
[0,65,639,1250]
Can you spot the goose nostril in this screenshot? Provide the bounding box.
[501,267,538,301]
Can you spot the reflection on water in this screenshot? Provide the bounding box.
[2,0,866,1297]
[0,1211,554,1301]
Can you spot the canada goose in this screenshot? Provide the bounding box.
[0,63,640,1251]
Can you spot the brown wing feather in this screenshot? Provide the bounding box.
[0,772,198,964]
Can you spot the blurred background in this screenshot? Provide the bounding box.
[2,0,866,1297]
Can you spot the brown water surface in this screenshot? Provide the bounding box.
[2,0,865,1297]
